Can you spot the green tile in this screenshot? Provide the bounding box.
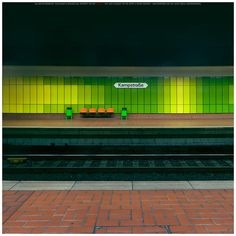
[209,86,216,105]
[118,88,125,105]
[216,83,223,104]
[144,105,151,113]
[138,105,144,113]
[150,105,157,113]
[222,104,229,113]
[23,105,29,113]
[216,105,223,113]
[131,88,138,105]
[44,105,51,113]
[71,105,77,113]
[91,79,98,104]
[51,77,57,85]
[203,104,209,113]
[209,104,216,113]
[157,104,163,113]
[58,105,65,113]
[43,77,51,85]
[202,81,210,105]
[222,82,229,104]
[150,78,157,105]
[57,77,64,85]
[29,105,36,113]
[131,105,138,113]
[111,78,118,105]
[229,105,234,113]
[190,104,197,113]
[164,104,171,113]
[196,105,203,113]
[51,105,58,113]
[64,77,71,85]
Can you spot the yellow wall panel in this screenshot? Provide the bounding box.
[78,82,85,104]
[229,84,233,104]
[177,104,183,113]
[65,86,71,104]
[44,85,51,104]
[17,105,23,113]
[58,85,65,104]
[9,85,17,105]
[177,77,183,86]
[51,85,58,104]
[171,104,177,113]
[177,86,183,105]
[9,104,17,113]
[183,85,190,104]
[3,77,10,85]
[98,85,104,104]
[170,85,176,104]
[37,105,44,113]
[170,77,176,86]
[37,77,43,85]
[23,105,30,113]
[17,77,24,85]
[84,85,91,104]
[24,85,30,104]
[190,104,197,113]
[184,77,190,86]
[30,85,37,104]
[3,85,10,104]
[9,77,17,85]
[190,85,196,104]
[30,77,37,84]
[17,85,24,104]
[71,85,78,104]
[190,77,196,86]
[3,104,9,113]
[183,105,190,113]
[24,77,30,85]
[37,85,44,104]
[30,105,37,113]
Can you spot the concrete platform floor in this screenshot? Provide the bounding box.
[3,180,234,191]
[3,188,233,234]
[3,114,234,128]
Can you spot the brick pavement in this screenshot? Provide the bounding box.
[3,190,233,234]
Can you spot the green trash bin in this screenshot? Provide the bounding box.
[66,107,73,120]
[121,107,127,120]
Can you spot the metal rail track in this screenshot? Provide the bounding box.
[3,154,233,181]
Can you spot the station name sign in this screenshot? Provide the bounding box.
[114,83,148,89]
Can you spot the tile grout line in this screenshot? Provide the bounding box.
[188,181,195,190]
[3,190,34,224]
[7,181,21,191]
[70,181,77,190]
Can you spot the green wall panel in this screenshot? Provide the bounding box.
[2,76,234,114]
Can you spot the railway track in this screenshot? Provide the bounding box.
[3,154,233,181]
[3,127,233,180]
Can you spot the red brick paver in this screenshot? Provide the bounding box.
[2,190,233,234]
[3,191,33,223]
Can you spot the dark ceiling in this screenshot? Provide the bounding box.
[3,2,233,66]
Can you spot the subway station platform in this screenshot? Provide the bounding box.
[3,114,234,128]
[3,181,233,234]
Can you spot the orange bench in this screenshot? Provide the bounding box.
[89,108,97,113]
[80,108,114,118]
[98,108,106,113]
[80,108,88,113]
[107,108,114,114]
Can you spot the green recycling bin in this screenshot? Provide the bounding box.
[66,107,73,120]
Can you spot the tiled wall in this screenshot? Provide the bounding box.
[3,76,234,113]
